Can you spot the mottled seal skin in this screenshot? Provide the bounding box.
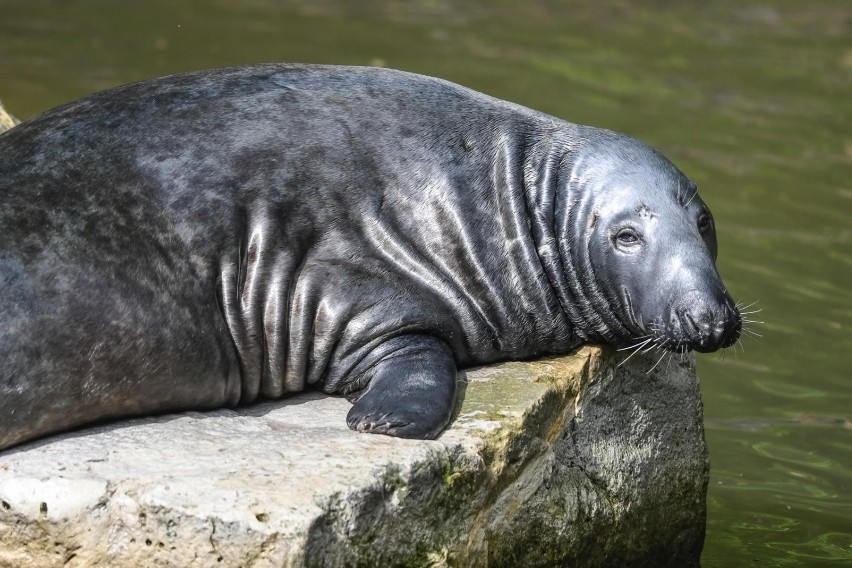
[0,64,740,449]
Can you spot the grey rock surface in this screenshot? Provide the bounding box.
[0,346,708,567]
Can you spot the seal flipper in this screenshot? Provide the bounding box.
[346,335,457,440]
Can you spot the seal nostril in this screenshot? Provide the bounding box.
[681,311,699,334]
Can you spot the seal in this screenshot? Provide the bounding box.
[0,64,741,449]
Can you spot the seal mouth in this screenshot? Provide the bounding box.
[621,288,644,334]
[641,303,742,355]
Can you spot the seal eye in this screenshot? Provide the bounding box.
[615,228,641,249]
[697,212,712,233]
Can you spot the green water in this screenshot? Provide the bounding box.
[1,1,849,565]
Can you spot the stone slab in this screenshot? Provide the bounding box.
[0,346,708,567]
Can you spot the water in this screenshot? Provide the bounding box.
[1,1,850,565]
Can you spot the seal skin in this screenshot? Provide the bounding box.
[0,64,740,449]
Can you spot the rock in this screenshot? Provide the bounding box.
[0,100,19,134]
[0,346,708,567]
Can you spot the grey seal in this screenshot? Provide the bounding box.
[0,64,741,449]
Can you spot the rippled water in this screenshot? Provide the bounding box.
[1,1,850,565]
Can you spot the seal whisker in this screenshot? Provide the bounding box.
[664,351,674,372]
[740,328,762,343]
[640,341,660,354]
[677,341,688,361]
[726,342,740,358]
[617,338,654,368]
[617,336,653,352]
[645,349,668,375]
[736,300,760,311]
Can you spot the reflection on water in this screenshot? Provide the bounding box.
[1,0,850,565]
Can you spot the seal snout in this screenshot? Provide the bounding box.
[671,295,741,353]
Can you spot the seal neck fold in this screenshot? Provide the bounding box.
[521,129,630,344]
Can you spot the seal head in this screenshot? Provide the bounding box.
[559,128,741,354]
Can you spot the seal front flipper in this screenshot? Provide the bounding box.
[345,335,457,440]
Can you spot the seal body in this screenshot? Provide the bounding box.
[0,64,740,449]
